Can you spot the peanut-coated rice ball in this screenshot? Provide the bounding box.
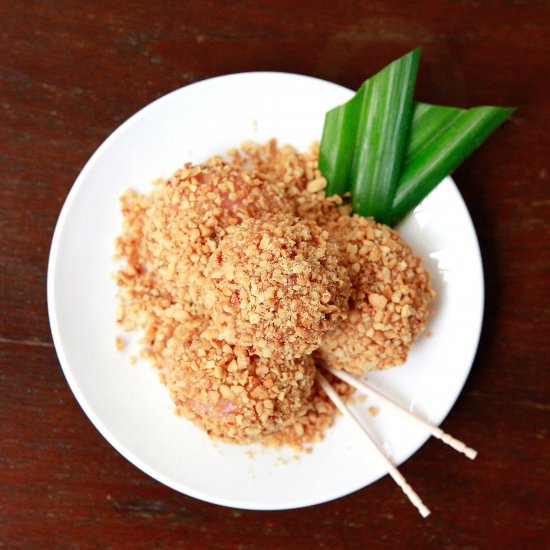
[165,320,315,443]
[140,158,291,304]
[318,215,435,374]
[203,214,351,359]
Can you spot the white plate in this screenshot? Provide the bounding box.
[47,72,484,510]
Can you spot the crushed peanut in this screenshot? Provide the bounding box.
[204,215,350,359]
[166,318,315,443]
[318,215,435,374]
[114,139,434,448]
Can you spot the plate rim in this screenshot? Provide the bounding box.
[47,71,485,510]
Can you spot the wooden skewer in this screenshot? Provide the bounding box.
[316,370,431,518]
[325,365,478,460]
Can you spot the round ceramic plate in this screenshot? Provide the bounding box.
[48,72,484,510]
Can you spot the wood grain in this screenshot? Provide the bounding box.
[1,1,548,548]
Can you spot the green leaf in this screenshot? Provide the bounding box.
[350,48,420,225]
[391,104,515,223]
[319,83,365,197]
[318,49,514,227]
[405,102,464,160]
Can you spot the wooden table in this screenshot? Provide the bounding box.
[1,1,548,548]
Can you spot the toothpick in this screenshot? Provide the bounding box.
[325,365,477,460]
[316,370,431,518]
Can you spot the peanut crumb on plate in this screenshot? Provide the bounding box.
[368,406,379,417]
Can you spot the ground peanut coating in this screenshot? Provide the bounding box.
[141,158,291,305]
[204,215,351,359]
[165,320,315,443]
[114,140,435,447]
[318,215,435,374]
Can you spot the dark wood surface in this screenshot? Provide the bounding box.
[1,1,548,548]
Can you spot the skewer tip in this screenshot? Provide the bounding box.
[465,447,478,460]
